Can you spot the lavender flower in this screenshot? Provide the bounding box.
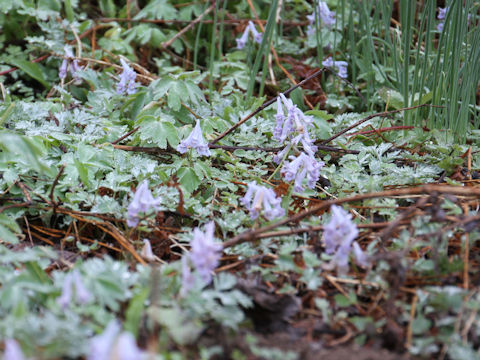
[318,1,336,26]
[57,270,92,310]
[59,46,82,82]
[116,59,137,95]
[236,21,263,49]
[4,339,26,360]
[88,321,121,360]
[87,321,144,360]
[306,1,336,34]
[59,58,68,80]
[438,7,447,20]
[323,205,367,274]
[127,180,162,227]
[274,94,314,144]
[248,21,263,44]
[241,182,285,221]
[181,255,195,295]
[322,57,348,78]
[437,7,447,31]
[112,333,144,360]
[188,222,222,284]
[236,24,251,49]
[176,120,211,156]
[141,239,155,261]
[281,152,324,192]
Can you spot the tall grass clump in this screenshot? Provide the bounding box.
[343,0,480,142]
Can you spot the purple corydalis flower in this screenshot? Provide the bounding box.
[57,270,92,310]
[306,1,336,34]
[88,321,121,360]
[236,24,250,49]
[176,120,211,156]
[189,221,222,284]
[116,58,137,95]
[323,205,358,254]
[322,57,348,79]
[236,21,263,49]
[112,333,144,360]
[323,205,367,274]
[248,21,263,44]
[59,46,81,81]
[127,180,162,227]
[181,255,195,296]
[274,94,314,143]
[4,339,26,360]
[438,7,447,20]
[87,321,144,360]
[241,182,285,221]
[281,152,324,192]
[141,239,155,261]
[437,7,447,31]
[318,1,336,26]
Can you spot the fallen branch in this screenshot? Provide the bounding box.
[318,104,442,146]
[223,184,480,248]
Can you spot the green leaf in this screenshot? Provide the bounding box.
[0,224,19,244]
[167,81,188,111]
[139,118,179,148]
[25,261,51,284]
[74,159,90,186]
[0,132,53,175]
[8,59,50,88]
[124,287,149,337]
[177,167,201,193]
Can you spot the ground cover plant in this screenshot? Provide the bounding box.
[1,0,480,359]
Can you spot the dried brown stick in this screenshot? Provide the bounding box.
[69,213,146,265]
[210,68,326,145]
[161,2,217,49]
[99,17,309,26]
[111,126,140,145]
[49,165,66,205]
[256,220,412,240]
[223,184,480,249]
[318,104,443,146]
[112,142,357,155]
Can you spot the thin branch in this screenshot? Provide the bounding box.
[223,184,480,249]
[318,104,443,146]
[161,2,217,49]
[98,17,309,26]
[111,126,140,145]
[49,165,66,205]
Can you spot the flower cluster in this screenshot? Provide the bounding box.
[236,21,263,49]
[306,1,336,35]
[322,57,348,79]
[281,152,325,193]
[116,58,137,95]
[88,320,144,360]
[176,120,211,156]
[241,182,285,221]
[59,46,82,82]
[181,222,222,294]
[127,180,162,227]
[57,270,92,310]
[273,94,324,192]
[323,205,368,274]
[437,7,447,32]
